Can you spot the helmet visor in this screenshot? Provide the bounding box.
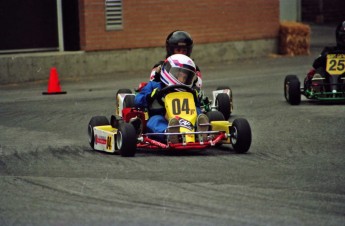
[173,47,188,55]
[170,67,196,86]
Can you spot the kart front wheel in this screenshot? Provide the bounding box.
[284,75,301,105]
[230,118,251,153]
[88,116,110,150]
[116,123,137,157]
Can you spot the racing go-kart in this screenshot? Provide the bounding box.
[284,53,345,105]
[88,85,251,157]
[115,83,233,120]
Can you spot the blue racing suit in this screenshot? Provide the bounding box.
[135,81,167,135]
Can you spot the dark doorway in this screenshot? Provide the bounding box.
[0,0,58,53]
[0,0,80,53]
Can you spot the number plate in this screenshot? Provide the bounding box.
[326,54,345,75]
[165,92,197,119]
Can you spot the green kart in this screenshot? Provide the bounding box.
[284,53,345,105]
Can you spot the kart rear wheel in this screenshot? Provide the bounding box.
[206,110,225,121]
[116,123,137,157]
[88,116,110,150]
[284,75,301,105]
[123,95,135,108]
[216,93,231,120]
[115,89,132,115]
[230,118,251,153]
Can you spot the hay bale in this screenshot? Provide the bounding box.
[279,21,311,56]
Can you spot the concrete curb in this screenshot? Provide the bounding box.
[0,39,277,85]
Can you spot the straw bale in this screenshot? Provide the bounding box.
[279,21,311,55]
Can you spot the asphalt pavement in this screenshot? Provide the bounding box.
[0,23,344,226]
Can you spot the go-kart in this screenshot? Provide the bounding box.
[284,53,345,105]
[88,85,251,157]
[115,83,233,120]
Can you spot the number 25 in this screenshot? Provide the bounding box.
[329,59,345,71]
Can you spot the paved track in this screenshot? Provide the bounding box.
[1,25,344,225]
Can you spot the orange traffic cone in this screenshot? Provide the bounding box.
[42,67,67,95]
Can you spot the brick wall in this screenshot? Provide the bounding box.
[79,0,279,51]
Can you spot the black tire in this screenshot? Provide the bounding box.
[115,89,132,115]
[206,110,225,121]
[88,116,110,150]
[216,86,233,117]
[230,118,251,153]
[110,114,123,128]
[116,123,137,157]
[123,95,135,108]
[284,75,301,105]
[216,93,231,120]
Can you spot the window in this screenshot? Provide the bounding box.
[105,0,123,30]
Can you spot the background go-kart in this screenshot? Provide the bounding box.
[0,25,344,226]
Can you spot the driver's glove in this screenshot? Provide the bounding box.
[146,87,159,104]
[192,88,200,101]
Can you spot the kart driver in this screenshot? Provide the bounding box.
[149,30,203,90]
[135,54,209,143]
[304,21,345,85]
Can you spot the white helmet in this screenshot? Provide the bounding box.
[160,54,196,88]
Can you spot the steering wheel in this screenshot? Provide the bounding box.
[155,84,196,106]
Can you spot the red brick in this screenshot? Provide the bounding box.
[79,0,279,51]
